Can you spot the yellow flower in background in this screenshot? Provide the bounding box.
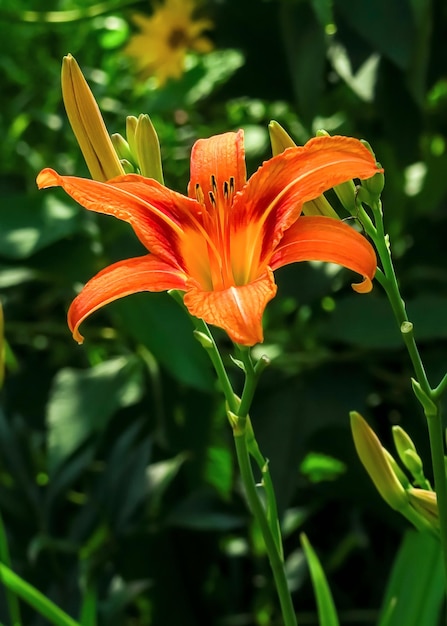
[124,0,213,86]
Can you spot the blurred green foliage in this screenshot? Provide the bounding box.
[1,0,447,624]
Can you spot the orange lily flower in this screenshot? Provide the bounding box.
[37,131,381,346]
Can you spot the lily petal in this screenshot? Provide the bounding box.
[68,255,187,343]
[183,269,277,345]
[36,168,203,270]
[231,135,382,282]
[188,130,247,206]
[270,216,376,291]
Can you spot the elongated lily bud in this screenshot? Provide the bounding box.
[268,120,296,156]
[302,193,339,219]
[350,411,408,511]
[62,55,124,181]
[126,115,139,161]
[383,448,411,489]
[135,114,164,183]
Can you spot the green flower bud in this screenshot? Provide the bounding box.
[383,448,411,489]
[392,425,416,457]
[268,120,296,156]
[135,114,164,183]
[403,449,425,479]
[362,169,385,199]
[126,115,139,162]
[111,132,134,164]
[120,159,137,174]
[302,194,339,219]
[333,179,357,215]
[350,411,408,511]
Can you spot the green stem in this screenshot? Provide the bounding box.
[236,348,283,554]
[370,206,430,393]
[0,563,80,626]
[234,425,297,626]
[0,513,22,626]
[363,198,447,596]
[168,291,238,413]
[246,431,283,557]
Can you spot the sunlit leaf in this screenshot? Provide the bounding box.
[46,356,144,473]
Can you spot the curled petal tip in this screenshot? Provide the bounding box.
[36,168,59,189]
[352,276,373,294]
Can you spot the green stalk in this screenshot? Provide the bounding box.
[233,348,296,625]
[237,347,283,554]
[233,423,297,626]
[364,198,447,597]
[168,291,238,413]
[0,513,22,626]
[0,563,80,626]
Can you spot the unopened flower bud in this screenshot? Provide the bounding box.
[126,116,139,161]
[383,448,411,489]
[392,425,416,458]
[333,179,357,215]
[362,169,385,199]
[135,114,164,183]
[268,120,296,156]
[111,132,134,164]
[302,194,339,219]
[403,449,425,479]
[62,54,124,181]
[350,411,408,511]
[120,159,137,174]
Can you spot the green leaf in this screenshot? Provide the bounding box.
[46,356,144,473]
[335,0,415,70]
[204,446,233,500]
[0,193,82,259]
[378,530,444,626]
[300,533,340,626]
[167,490,245,531]
[146,453,189,516]
[0,562,80,626]
[279,1,327,126]
[322,294,447,348]
[111,293,214,391]
[79,585,97,626]
[300,452,346,483]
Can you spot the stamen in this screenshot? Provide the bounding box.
[223,180,229,199]
[195,182,205,204]
[210,174,217,194]
[209,191,216,206]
